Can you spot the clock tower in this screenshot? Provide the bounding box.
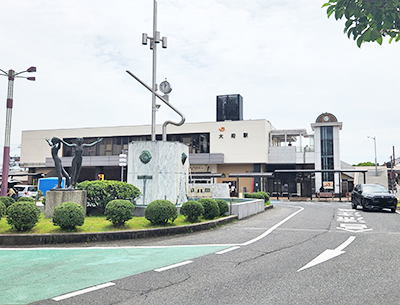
[311,113,343,194]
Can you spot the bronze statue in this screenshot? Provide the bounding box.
[61,137,103,188]
[45,137,70,189]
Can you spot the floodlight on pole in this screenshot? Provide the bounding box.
[0,67,36,196]
[367,136,378,176]
[119,152,127,182]
[141,0,168,142]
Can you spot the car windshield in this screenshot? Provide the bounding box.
[14,186,25,191]
[362,185,388,193]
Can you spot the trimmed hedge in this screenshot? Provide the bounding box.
[53,202,85,230]
[6,202,40,232]
[18,196,35,203]
[215,199,229,216]
[198,198,220,220]
[244,191,270,203]
[105,199,135,227]
[145,200,177,225]
[0,196,15,209]
[180,200,204,223]
[0,201,5,218]
[78,180,141,213]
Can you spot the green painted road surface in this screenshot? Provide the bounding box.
[0,245,232,304]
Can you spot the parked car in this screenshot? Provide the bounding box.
[351,184,397,212]
[14,185,38,199]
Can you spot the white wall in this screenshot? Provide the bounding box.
[20,119,273,167]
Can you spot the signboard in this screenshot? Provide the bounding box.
[190,165,210,173]
[323,181,334,189]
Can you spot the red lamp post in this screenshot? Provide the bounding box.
[0,66,36,196]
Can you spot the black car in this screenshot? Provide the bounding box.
[351,184,397,212]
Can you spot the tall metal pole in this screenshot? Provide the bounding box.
[0,66,36,196]
[373,137,377,176]
[368,136,378,176]
[1,70,15,197]
[151,0,157,142]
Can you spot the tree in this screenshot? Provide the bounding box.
[323,0,400,47]
[352,161,376,166]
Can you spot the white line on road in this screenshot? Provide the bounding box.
[52,282,116,301]
[154,260,193,272]
[216,246,241,255]
[297,236,356,272]
[241,207,304,246]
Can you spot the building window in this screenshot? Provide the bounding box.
[168,133,210,154]
[321,126,334,183]
[63,133,210,157]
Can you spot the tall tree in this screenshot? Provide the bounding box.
[323,0,400,47]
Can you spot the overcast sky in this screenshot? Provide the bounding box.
[0,0,399,166]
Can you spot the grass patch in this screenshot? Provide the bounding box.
[0,213,220,234]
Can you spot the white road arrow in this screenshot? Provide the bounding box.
[297,236,356,272]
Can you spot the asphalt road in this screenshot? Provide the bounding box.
[3,200,400,305]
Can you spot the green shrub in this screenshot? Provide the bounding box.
[180,200,204,223]
[145,200,177,225]
[53,202,85,230]
[0,201,6,218]
[215,199,229,216]
[78,180,141,213]
[244,192,270,203]
[0,196,15,209]
[18,196,35,203]
[198,198,220,220]
[105,199,135,227]
[6,202,40,231]
[258,191,270,203]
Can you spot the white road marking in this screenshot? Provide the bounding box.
[337,223,373,232]
[216,246,241,255]
[241,207,304,246]
[52,282,115,301]
[297,236,356,272]
[154,260,193,272]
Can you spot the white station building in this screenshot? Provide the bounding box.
[19,95,354,197]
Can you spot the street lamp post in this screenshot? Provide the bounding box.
[0,67,36,196]
[367,136,378,176]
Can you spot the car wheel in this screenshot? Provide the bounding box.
[351,202,357,209]
[391,208,396,213]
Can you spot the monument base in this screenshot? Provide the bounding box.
[128,141,189,205]
[45,189,87,218]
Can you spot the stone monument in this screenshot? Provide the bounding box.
[127,141,189,205]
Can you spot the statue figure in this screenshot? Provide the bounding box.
[60,137,103,188]
[45,137,70,189]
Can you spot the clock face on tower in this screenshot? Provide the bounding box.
[315,113,338,123]
[159,80,172,94]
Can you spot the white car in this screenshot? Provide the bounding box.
[14,185,38,199]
